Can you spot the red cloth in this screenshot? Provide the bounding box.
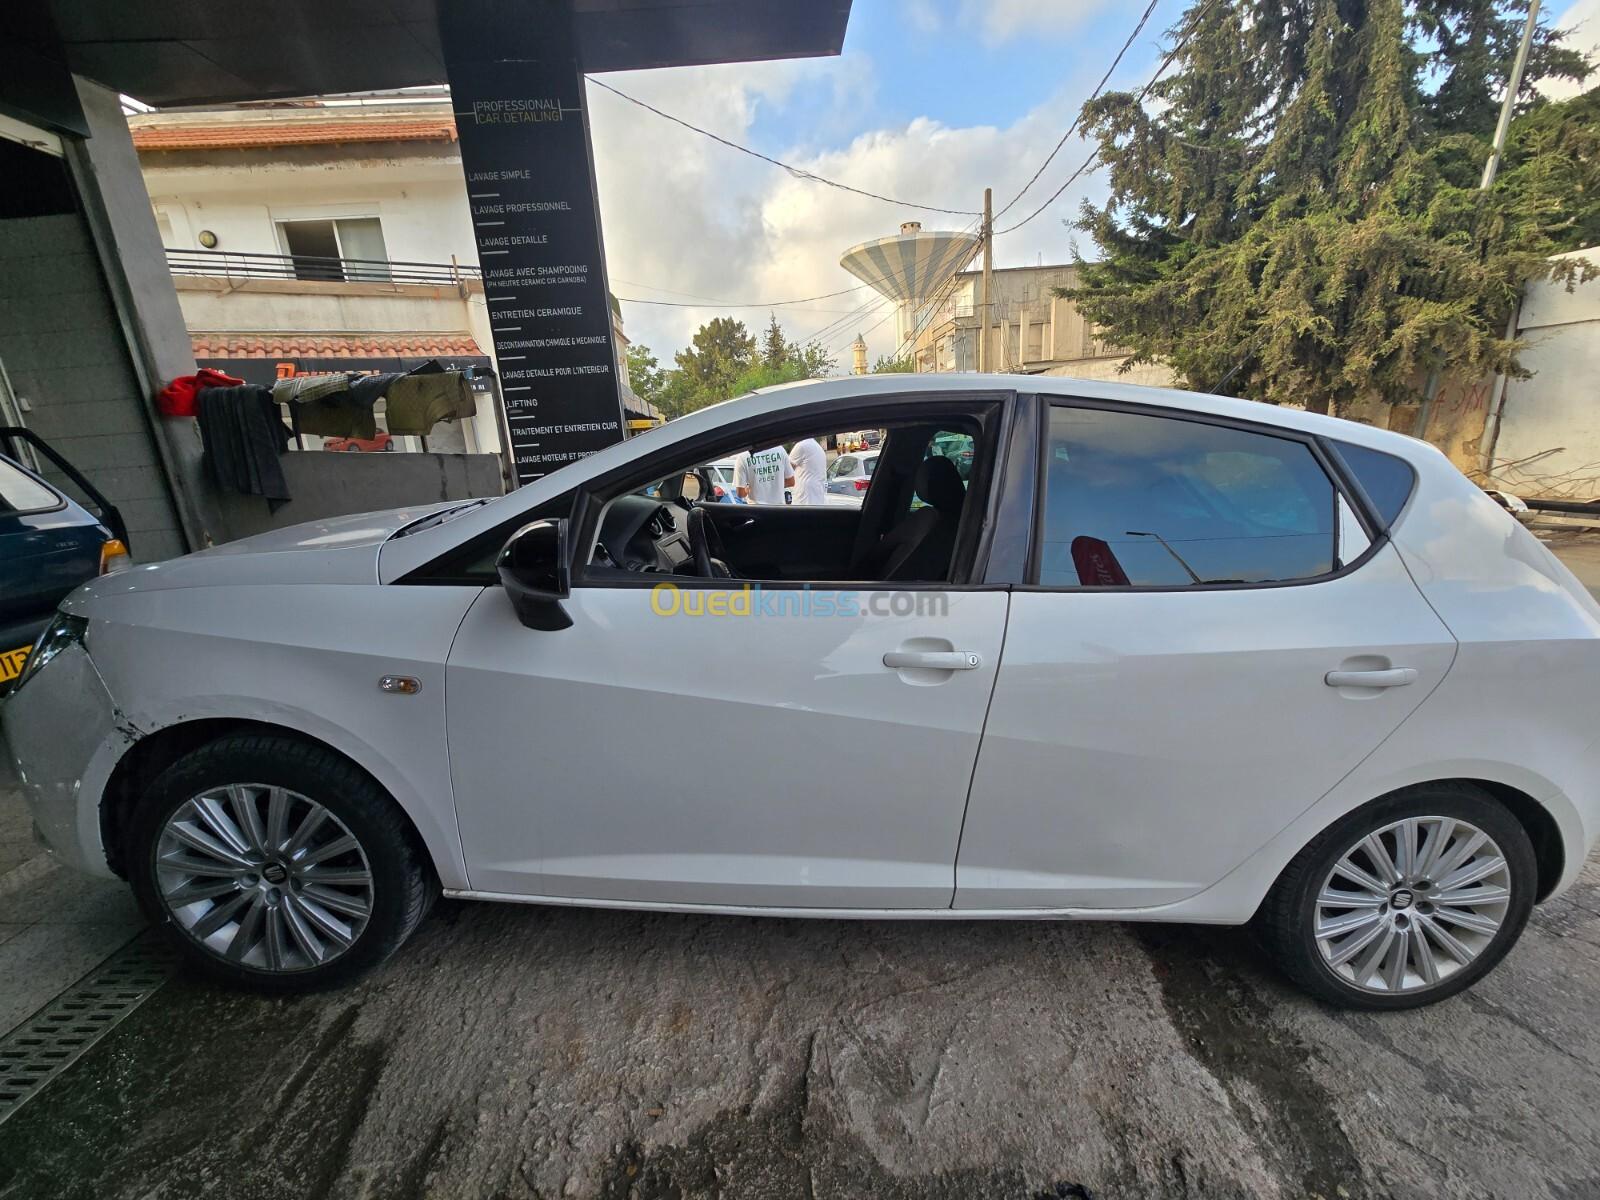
[157,368,246,417]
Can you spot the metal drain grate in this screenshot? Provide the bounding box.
[0,934,177,1125]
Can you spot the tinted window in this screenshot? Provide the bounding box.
[834,455,858,475]
[1038,407,1337,587]
[1333,442,1415,528]
[0,458,60,515]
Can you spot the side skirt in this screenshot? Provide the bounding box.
[441,888,1237,924]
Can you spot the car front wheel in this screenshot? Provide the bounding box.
[127,733,435,992]
[1257,783,1537,1009]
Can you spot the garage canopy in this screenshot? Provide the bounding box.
[10,1,851,114]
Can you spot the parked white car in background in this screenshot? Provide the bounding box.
[825,449,878,506]
[8,373,1599,1009]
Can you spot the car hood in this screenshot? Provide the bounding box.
[65,503,458,605]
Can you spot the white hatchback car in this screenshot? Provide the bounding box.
[9,374,1599,1009]
[825,449,879,506]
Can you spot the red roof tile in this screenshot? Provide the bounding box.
[133,118,457,151]
[191,332,484,359]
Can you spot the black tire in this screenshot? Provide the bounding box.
[1255,782,1537,1010]
[126,733,436,993]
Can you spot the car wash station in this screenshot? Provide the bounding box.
[1,1,850,557]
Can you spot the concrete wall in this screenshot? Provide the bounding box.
[1041,355,1179,388]
[1487,248,1600,499]
[66,79,221,554]
[211,451,505,541]
[0,203,190,563]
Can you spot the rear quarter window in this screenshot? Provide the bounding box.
[0,458,61,515]
[1331,442,1416,529]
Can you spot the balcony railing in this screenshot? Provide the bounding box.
[166,247,482,287]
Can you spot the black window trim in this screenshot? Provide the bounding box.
[1022,394,1391,594]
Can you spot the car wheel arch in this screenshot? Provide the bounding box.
[1256,775,1564,915]
[98,717,436,886]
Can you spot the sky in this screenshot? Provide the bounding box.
[585,0,1600,373]
[584,0,1151,369]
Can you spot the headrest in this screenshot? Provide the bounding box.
[913,454,966,515]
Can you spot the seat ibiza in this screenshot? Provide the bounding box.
[8,375,1598,1009]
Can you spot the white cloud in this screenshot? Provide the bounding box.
[902,0,944,35]
[960,0,1114,48]
[587,56,1117,368]
[1543,0,1600,99]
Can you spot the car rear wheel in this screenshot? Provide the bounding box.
[1256,783,1537,1009]
[127,733,435,992]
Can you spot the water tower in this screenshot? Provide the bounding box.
[839,222,982,359]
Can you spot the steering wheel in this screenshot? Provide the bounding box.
[686,506,732,578]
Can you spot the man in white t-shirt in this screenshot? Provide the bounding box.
[734,445,793,505]
[788,437,827,505]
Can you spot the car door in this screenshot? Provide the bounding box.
[954,399,1457,910]
[443,416,1011,910]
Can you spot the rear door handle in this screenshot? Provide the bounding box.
[1324,667,1418,689]
[883,650,982,671]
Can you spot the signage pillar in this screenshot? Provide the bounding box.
[439,0,626,487]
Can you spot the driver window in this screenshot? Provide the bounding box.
[583,415,990,586]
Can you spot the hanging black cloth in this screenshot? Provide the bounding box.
[196,385,293,510]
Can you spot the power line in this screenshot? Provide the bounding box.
[992,0,1162,221]
[608,277,870,306]
[613,284,872,309]
[587,76,979,217]
[994,0,1224,236]
[614,245,968,350]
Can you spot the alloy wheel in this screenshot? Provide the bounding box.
[1314,815,1513,994]
[154,784,374,972]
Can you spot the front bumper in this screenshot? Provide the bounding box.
[3,642,124,878]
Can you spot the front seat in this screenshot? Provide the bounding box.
[866,455,967,581]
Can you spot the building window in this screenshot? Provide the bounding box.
[276,217,390,281]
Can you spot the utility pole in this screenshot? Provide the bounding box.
[978,187,993,373]
[1482,0,1541,190]
[1418,0,1539,438]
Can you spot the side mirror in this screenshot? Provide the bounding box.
[496,518,574,631]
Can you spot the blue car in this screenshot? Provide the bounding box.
[0,428,129,687]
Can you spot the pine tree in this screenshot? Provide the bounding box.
[1066,0,1596,415]
[760,313,793,369]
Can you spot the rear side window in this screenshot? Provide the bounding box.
[1038,406,1337,588]
[1331,442,1415,529]
[0,458,60,515]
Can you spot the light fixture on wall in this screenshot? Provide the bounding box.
[197,230,219,249]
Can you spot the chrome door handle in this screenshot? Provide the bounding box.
[883,650,982,671]
[1324,667,1418,689]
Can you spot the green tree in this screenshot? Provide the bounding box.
[652,316,837,418]
[624,343,664,407]
[1065,0,1596,415]
[871,354,914,373]
[760,313,794,368]
[670,316,756,410]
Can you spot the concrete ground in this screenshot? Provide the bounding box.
[3,534,1600,1199]
[1543,530,1600,596]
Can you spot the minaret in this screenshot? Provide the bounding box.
[851,333,868,376]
